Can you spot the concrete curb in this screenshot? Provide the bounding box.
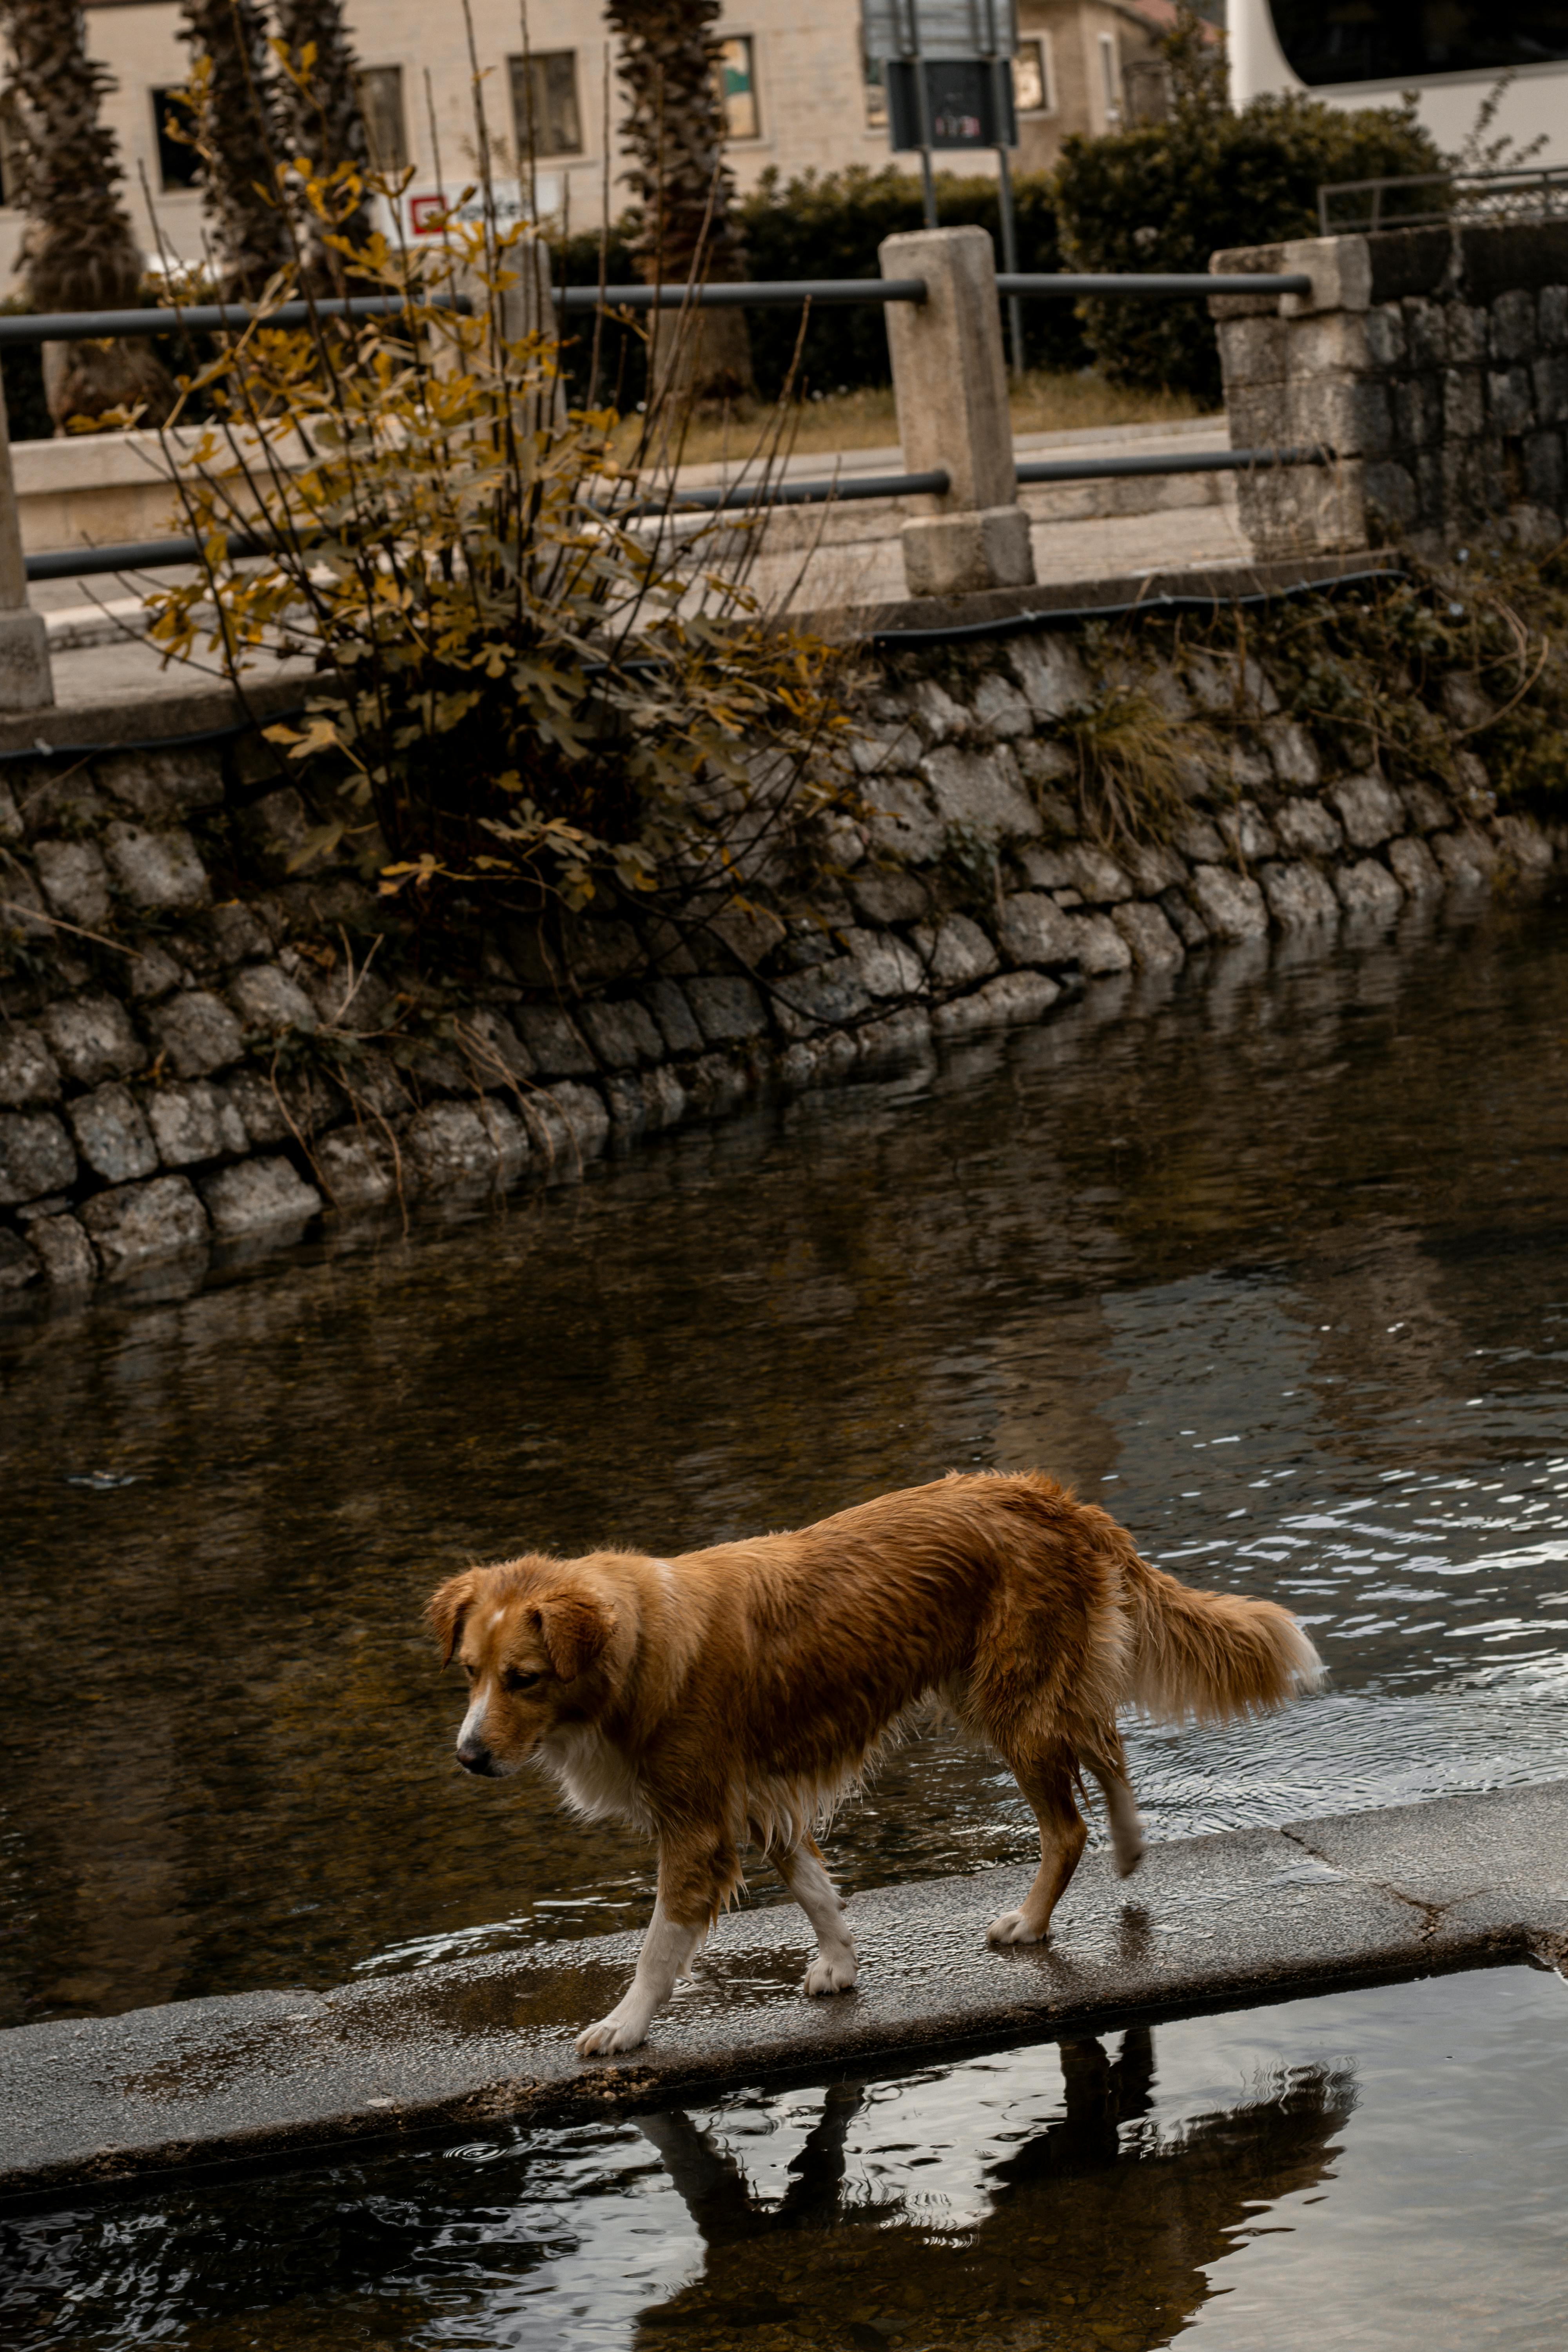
[2,1782,1564,2208]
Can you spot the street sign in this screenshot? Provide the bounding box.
[886,58,1016,150]
[863,0,1018,63]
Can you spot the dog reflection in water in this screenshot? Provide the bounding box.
[428,1471,1320,2054]
[632,2031,1356,2347]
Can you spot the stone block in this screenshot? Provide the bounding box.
[148,1080,248,1168]
[0,777,22,843]
[864,777,943,864]
[199,1155,322,1238]
[931,970,1060,1039]
[236,788,320,882]
[1160,886,1210,947]
[1393,372,1444,448]
[601,1071,648,1135]
[855,1006,934,1072]
[1487,367,1535,434]
[1173,813,1226,862]
[316,1128,398,1211]
[643,1065,687,1131]
[1215,312,1290,381]
[920,742,1041,840]
[1364,304,1406,368]
[1493,813,1555,877]
[37,992,143,1084]
[1065,911,1134,973]
[404,1103,502,1194]
[68,1083,158,1183]
[96,749,225,822]
[147,990,244,1078]
[1363,460,1419,531]
[1334,858,1404,920]
[1542,284,1568,346]
[644,980,704,1058]
[707,906,787,972]
[845,930,924,1000]
[1330,773,1405,847]
[998,891,1078,968]
[881,224,1020,508]
[102,821,209,913]
[27,1212,96,1287]
[1524,430,1564,506]
[1119,841,1187,895]
[1234,455,1369,559]
[971,672,1034,740]
[528,1081,610,1168]
[907,679,972,742]
[0,608,53,711]
[848,869,929,927]
[1490,287,1537,364]
[1387,835,1444,896]
[1403,296,1447,370]
[1535,354,1568,426]
[773,957,876,1038]
[1278,234,1372,316]
[0,1027,61,1107]
[901,505,1034,599]
[848,719,922,776]
[913,914,999,988]
[1188,866,1269,941]
[1432,827,1499,884]
[1261,861,1340,927]
[559,915,643,987]
[1013,843,1076,889]
[80,1174,209,1272]
[0,1109,76,1205]
[1449,303,1488,364]
[0,1228,40,1290]
[1006,633,1089,720]
[1111,900,1184,968]
[34,838,112,930]
[198,901,274,967]
[577,998,665,1070]
[229,962,317,1033]
[1217,801,1278,861]
[684,975,769,1044]
[1400,779,1452,833]
[126,943,185,1002]
[1443,367,1485,438]
[514,1003,597,1077]
[1063,844,1134,902]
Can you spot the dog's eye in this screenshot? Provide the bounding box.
[504,1668,542,1692]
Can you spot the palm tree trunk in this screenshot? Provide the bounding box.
[177,0,292,301]
[604,0,754,409]
[0,0,176,430]
[270,0,373,282]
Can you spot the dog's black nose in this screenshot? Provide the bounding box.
[456,1740,495,1777]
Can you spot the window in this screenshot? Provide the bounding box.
[509,51,584,160]
[356,65,408,176]
[715,35,760,140]
[1098,31,1121,122]
[1013,36,1052,113]
[864,51,888,130]
[152,87,200,193]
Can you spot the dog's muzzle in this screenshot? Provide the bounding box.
[456,1738,499,1777]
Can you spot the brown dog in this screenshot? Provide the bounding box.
[428,1470,1321,2055]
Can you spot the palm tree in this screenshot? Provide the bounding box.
[177,0,292,301]
[603,0,753,407]
[270,0,373,279]
[0,0,175,428]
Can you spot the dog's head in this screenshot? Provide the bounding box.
[427,1561,615,1779]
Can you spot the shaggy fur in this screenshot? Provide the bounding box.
[427,1470,1321,2056]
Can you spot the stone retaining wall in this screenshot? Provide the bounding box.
[1,617,1560,1306]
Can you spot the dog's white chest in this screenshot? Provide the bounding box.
[538,1724,647,1826]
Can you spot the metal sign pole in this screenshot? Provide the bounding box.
[992,59,1024,377]
[903,0,939,229]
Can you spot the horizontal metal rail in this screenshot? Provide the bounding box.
[555,278,930,313]
[21,447,1336,579]
[1015,443,1334,484]
[997,273,1313,300]
[0,294,468,346]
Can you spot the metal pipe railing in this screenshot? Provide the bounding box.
[555,278,930,313]
[0,294,470,346]
[1015,443,1333,485]
[997,272,1312,300]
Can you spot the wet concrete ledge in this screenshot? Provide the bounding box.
[3,1781,1564,2209]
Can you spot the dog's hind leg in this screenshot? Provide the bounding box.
[986,1746,1088,1948]
[1083,1729,1145,1878]
[774,1836,858,1997]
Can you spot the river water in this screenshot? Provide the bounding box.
[4,897,1568,2029]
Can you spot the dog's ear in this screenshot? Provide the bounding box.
[532,1590,613,1682]
[427,1569,481,1666]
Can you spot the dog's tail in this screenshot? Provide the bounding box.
[1121,1549,1323,1724]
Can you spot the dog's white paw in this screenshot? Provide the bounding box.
[575,2007,650,2057]
[804,1948,858,1997]
[1114,1836,1146,1880]
[986,1908,1045,1947]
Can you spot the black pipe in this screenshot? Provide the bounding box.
[555,278,930,313]
[629,468,950,515]
[0,294,468,346]
[997,272,1314,299]
[1015,443,1334,484]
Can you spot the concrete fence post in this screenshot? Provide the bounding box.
[1209,233,1376,561]
[879,226,1035,600]
[0,365,53,711]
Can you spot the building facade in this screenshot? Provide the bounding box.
[0,1,1172,285]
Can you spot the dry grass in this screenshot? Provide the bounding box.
[644,369,1212,468]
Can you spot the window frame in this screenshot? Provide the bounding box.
[355,64,410,178]
[508,49,586,163]
[151,85,201,195]
[714,33,763,143]
[1013,34,1054,115]
[1098,29,1122,122]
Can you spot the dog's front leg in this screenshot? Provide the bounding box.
[576,1898,704,2057]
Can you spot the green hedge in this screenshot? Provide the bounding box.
[1056,93,1442,403]
[554,164,1087,410]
